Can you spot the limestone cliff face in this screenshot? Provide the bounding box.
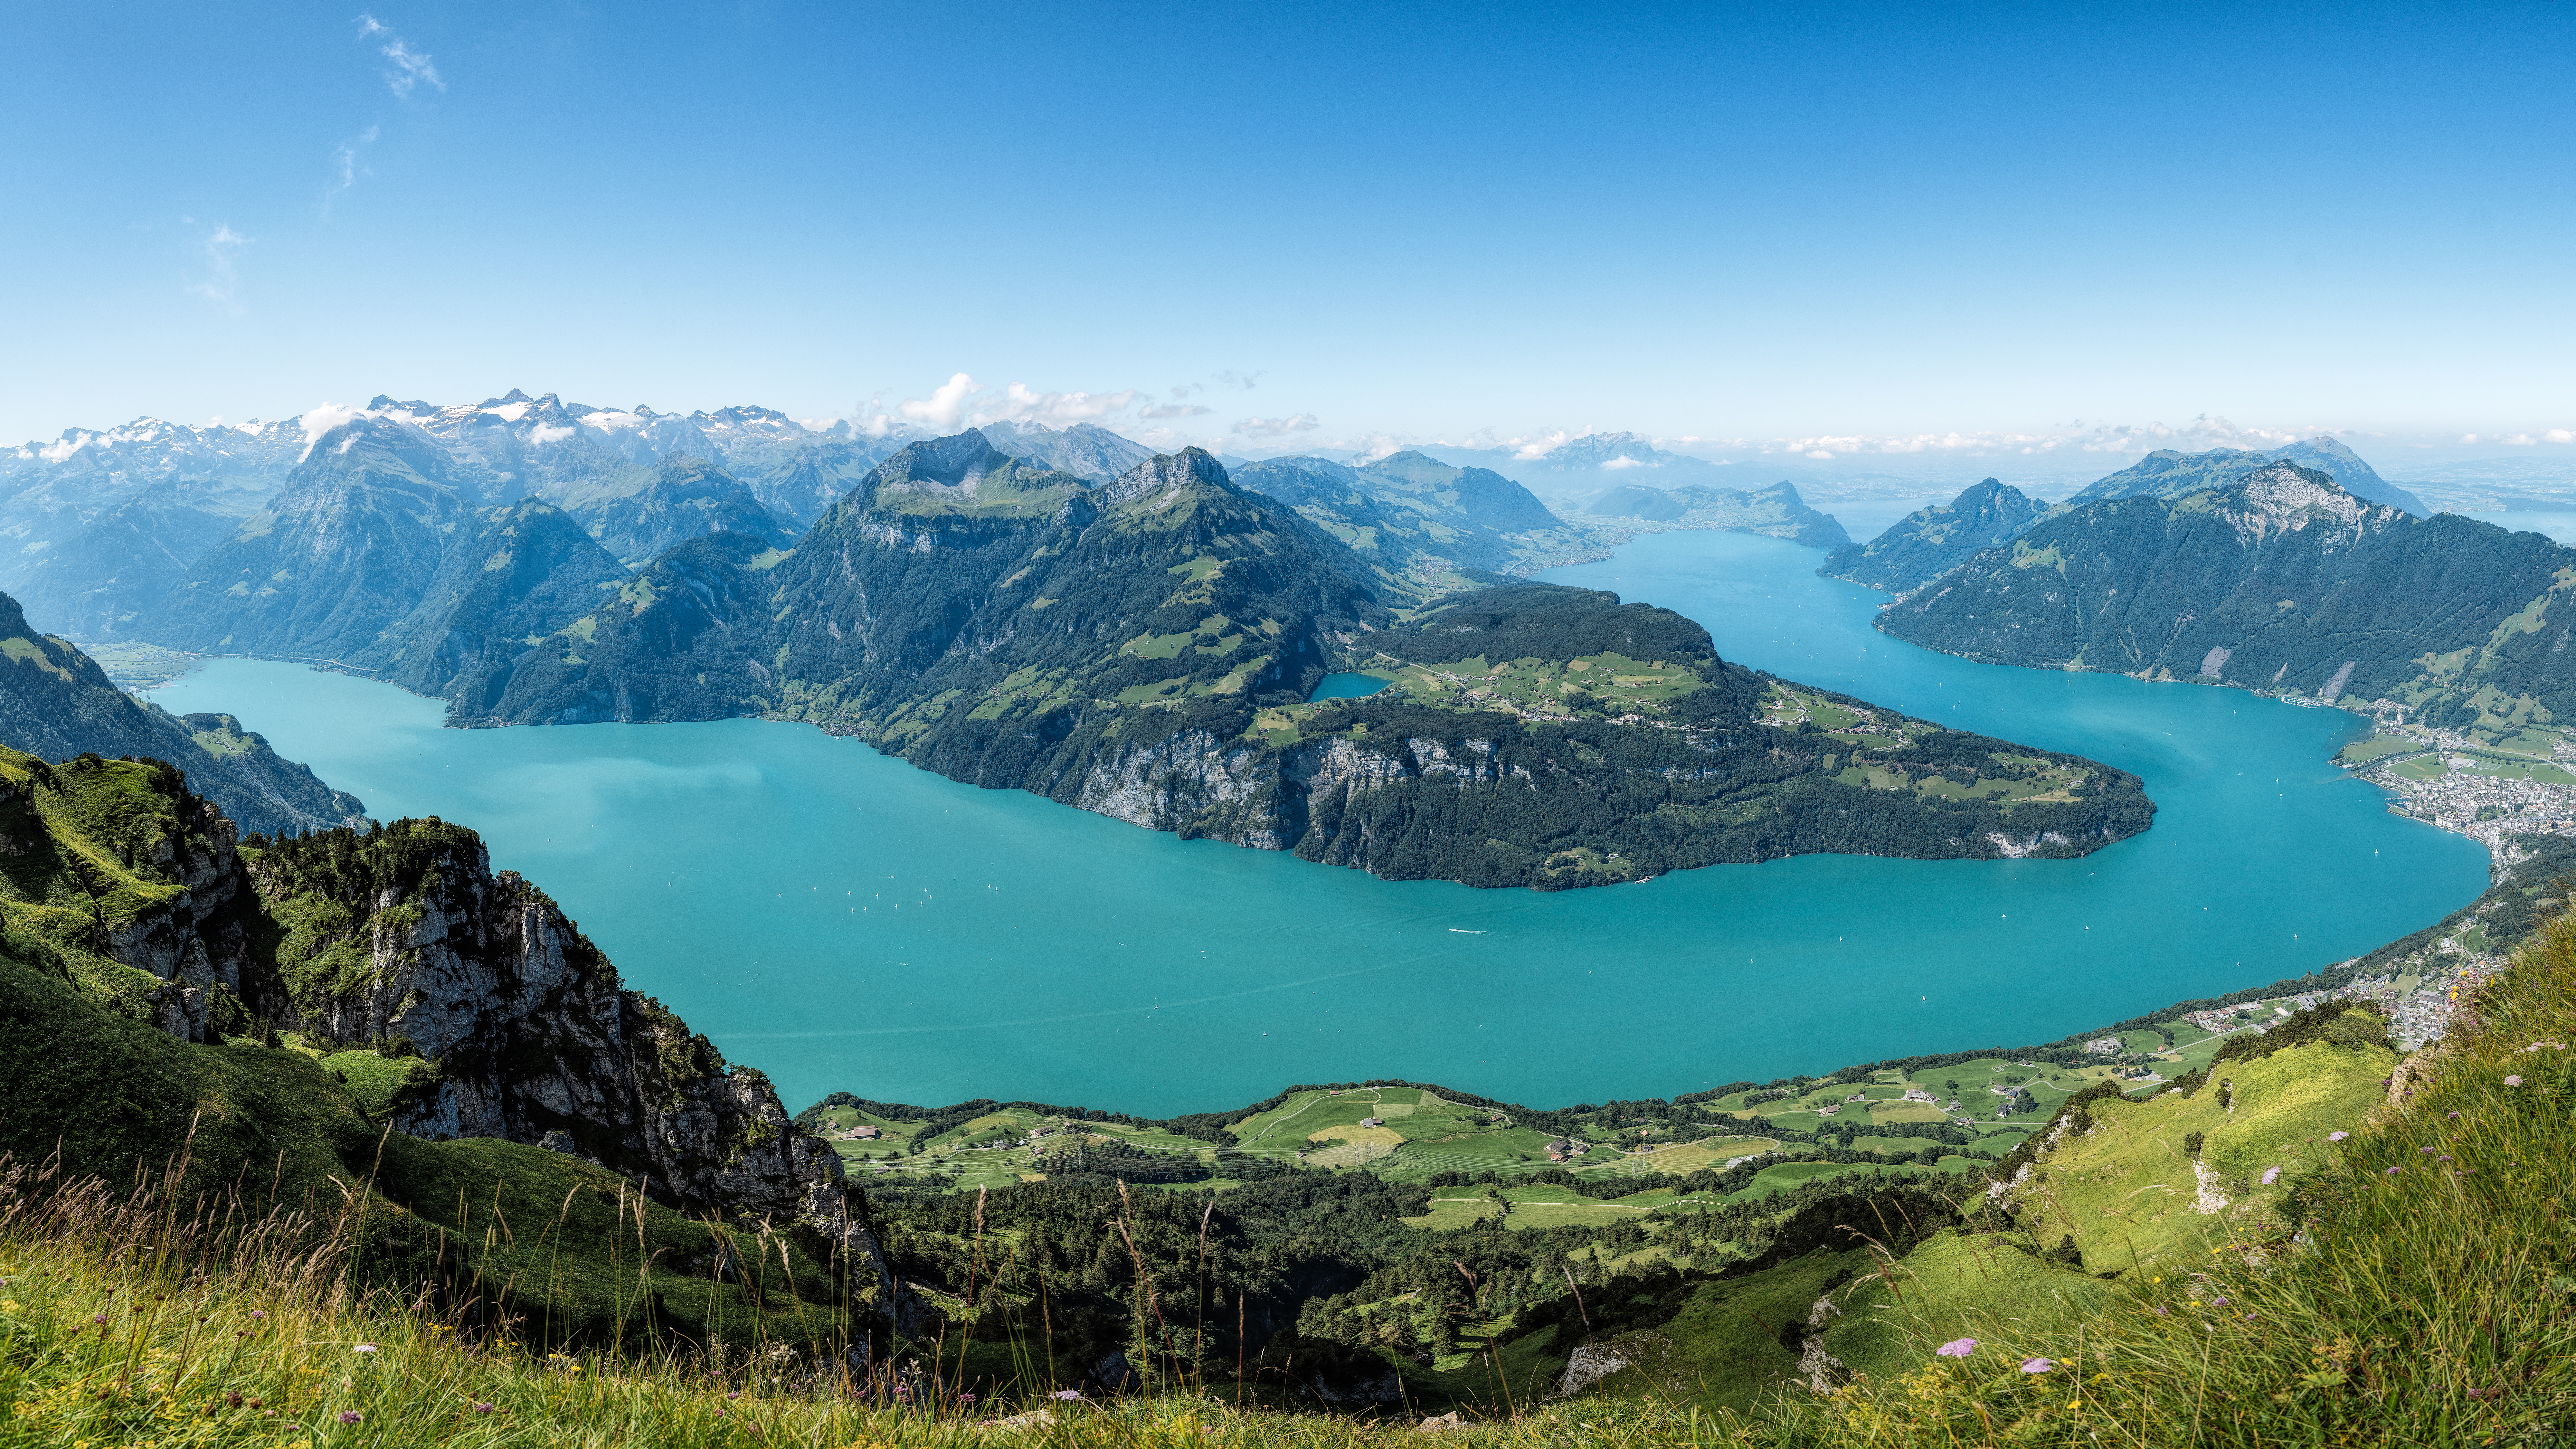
[1063,726,1511,865]
[238,820,851,1223]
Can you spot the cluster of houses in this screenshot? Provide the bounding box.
[1543,1137,1593,1163]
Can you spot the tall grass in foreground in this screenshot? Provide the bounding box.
[1751,916,2576,1447]
[0,1147,1739,1446]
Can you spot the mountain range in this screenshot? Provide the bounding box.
[1877,460,2576,730]
[1823,435,2423,597]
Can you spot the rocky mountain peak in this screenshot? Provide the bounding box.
[874,428,1013,491]
[1102,446,1229,506]
[2233,461,2358,515]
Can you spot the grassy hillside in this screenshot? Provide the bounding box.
[1736,913,2576,1445]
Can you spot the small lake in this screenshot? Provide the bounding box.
[1307,673,1388,702]
[147,530,2487,1115]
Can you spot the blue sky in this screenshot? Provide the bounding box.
[5,2,2572,461]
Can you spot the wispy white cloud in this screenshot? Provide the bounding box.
[189,223,250,311]
[295,400,371,459]
[1141,402,1213,419]
[320,125,379,215]
[1216,369,1264,390]
[1232,414,1319,440]
[356,14,445,98]
[988,382,1139,427]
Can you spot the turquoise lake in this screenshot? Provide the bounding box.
[146,530,2488,1116]
[1307,673,1389,701]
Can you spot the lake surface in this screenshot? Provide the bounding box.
[1307,673,1389,702]
[148,530,2487,1116]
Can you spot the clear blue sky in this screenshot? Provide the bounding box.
[4,2,2571,455]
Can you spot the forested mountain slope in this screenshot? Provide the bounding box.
[1880,461,2576,731]
[0,589,362,835]
[1819,478,2048,594]
[370,497,631,703]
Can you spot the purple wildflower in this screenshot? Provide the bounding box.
[2386,1165,2402,1175]
[958,1394,978,1406]
[2022,1358,2054,1374]
[2449,1111,2462,1119]
[2328,1131,2349,1142]
[250,1310,267,1320]
[338,1410,363,1425]
[2211,1296,2228,1307]
[2262,1166,2281,1185]
[474,1403,494,1414]
[90,1314,107,1325]
[1052,1389,1085,1400]
[1936,1338,1977,1358]
[2506,1075,2523,1087]
[353,1343,378,1354]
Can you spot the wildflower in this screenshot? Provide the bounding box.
[91,1313,108,1325]
[338,1411,363,1425]
[1935,1338,1977,1358]
[2506,1075,2523,1087]
[2211,1296,2228,1307]
[2155,1306,2170,1317]
[474,1403,494,1414]
[2386,1166,2401,1176]
[2440,1155,2453,1162]
[226,1392,243,1408]
[250,1310,268,1320]
[354,1344,378,1354]
[2449,1111,2462,1119]
[2328,1132,2349,1142]
[2262,1167,2281,1185]
[958,1393,978,1405]
[727,1391,742,1400]
[2022,1358,2054,1374]
[2421,1146,2437,1154]
[1051,1389,1085,1400]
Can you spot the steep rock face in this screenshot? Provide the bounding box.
[244,821,833,1218]
[140,417,471,659]
[1820,478,2048,594]
[0,591,364,836]
[1880,462,2576,725]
